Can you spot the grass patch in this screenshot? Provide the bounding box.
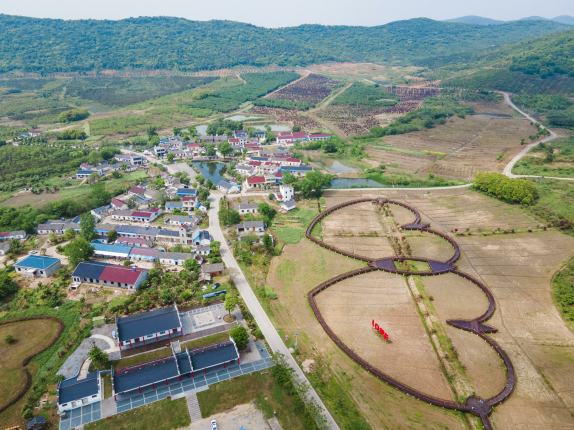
[529,179,574,230]
[196,372,312,429]
[102,375,112,399]
[553,257,574,326]
[372,145,427,156]
[85,397,190,430]
[512,137,574,178]
[275,227,305,244]
[61,170,148,199]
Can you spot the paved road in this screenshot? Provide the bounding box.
[499,92,561,179]
[208,192,339,430]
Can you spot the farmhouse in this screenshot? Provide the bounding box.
[128,186,145,198]
[128,247,160,262]
[164,201,184,212]
[111,339,239,400]
[90,206,108,220]
[116,237,155,248]
[158,252,195,266]
[0,242,12,255]
[76,170,103,179]
[15,256,62,277]
[275,184,294,202]
[176,187,197,197]
[234,202,258,214]
[57,370,101,413]
[217,180,240,194]
[92,243,132,259]
[245,176,265,189]
[201,262,224,276]
[195,245,211,256]
[111,198,128,210]
[111,209,161,223]
[280,165,313,177]
[115,304,183,350]
[168,215,199,226]
[0,230,26,240]
[308,133,331,141]
[281,200,297,211]
[236,221,266,234]
[71,261,149,290]
[182,196,197,211]
[192,230,211,246]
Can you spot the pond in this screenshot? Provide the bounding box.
[192,161,227,184]
[471,113,512,118]
[329,178,384,188]
[254,124,291,132]
[323,160,358,173]
[225,115,262,121]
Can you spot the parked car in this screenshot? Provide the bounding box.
[211,420,218,430]
[28,250,38,255]
[202,286,208,291]
[211,283,220,290]
[111,331,117,339]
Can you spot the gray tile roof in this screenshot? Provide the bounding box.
[116,305,181,342]
[58,371,99,404]
[233,203,259,211]
[201,263,224,274]
[239,221,265,229]
[159,252,193,260]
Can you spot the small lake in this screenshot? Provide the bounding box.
[192,161,227,184]
[254,124,291,132]
[225,115,262,121]
[329,178,383,188]
[471,113,512,118]
[323,160,358,173]
[195,125,208,135]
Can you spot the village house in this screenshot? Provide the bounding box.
[216,180,240,194]
[90,206,109,220]
[15,255,62,277]
[233,202,259,215]
[164,201,184,212]
[275,184,294,202]
[71,261,149,291]
[128,247,160,262]
[57,370,101,413]
[281,200,297,211]
[236,220,266,234]
[158,252,196,266]
[0,230,26,241]
[182,196,197,211]
[76,170,103,180]
[115,304,183,350]
[111,198,128,210]
[201,262,225,277]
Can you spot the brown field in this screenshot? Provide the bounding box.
[2,191,63,208]
[319,201,395,258]
[365,103,540,180]
[405,231,456,261]
[315,270,454,399]
[262,187,574,429]
[265,239,466,429]
[0,319,62,428]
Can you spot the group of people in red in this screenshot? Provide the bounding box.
[372,320,389,341]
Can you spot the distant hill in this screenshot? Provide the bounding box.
[445,15,574,26]
[0,14,571,74]
[444,16,504,25]
[552,15,574,25]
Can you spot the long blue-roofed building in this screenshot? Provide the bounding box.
[57,370,101,412]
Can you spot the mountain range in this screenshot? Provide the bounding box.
[445,15,574,26]
[0,14,571,75]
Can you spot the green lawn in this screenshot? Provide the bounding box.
[196,372,313,429]
[529,179,574,228]
[275,227,305,244]
[512,137,574,178]
[85,397,189,430]
[60,170,148,199]
[372,145,427,156]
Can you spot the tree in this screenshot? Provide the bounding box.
[205,144,216,157]
[4,334,14,344]
[107,230,118,242]
[91,182,110,207]
[544,146,554,163]
[0,272,18,299]
[218,141,233,156]
[88,345,109,370]
[80,212,97,241]
[121,163,128,170]
[88,172,100,185]
[167,153,175,162]
[258,203,276,221]
[123,260,131,266]
[292,125,301,132]
[147,126,158,138]
[65,237,95,268]
[173,127,181,136]
[262,233,273,249]
[183,258,199,272]
[230,325,249,347]
[224,294,239,317]
[282,170,297,185]
[297,171,333,198]
[196,174,205,185]
[111,170,122,179]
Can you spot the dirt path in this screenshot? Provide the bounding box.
[306,82,352,137]
[186,403,272,430]
[235,74,247,85]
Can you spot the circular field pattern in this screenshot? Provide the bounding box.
[306,198,515,430]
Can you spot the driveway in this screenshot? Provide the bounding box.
[208,192,339,429]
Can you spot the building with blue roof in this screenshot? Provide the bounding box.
[57,370,101,412]
[115,304,183,350]
[279,165,313,177]
[176,187,197,196]
[111,339,239,400]
[92,243,132,259]
[15,255,61,277]
[76,170,103,179]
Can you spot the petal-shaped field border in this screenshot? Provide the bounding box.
[305,198,515,430]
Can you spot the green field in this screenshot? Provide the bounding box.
[512,137,574,178]
[60,171,148,199]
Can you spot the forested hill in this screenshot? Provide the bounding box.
[0,14,571,74]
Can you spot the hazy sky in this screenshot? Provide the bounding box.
[1,0,573,27]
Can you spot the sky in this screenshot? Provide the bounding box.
[1,0,573,27]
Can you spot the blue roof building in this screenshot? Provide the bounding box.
[57,370,101,412]
[15,255,61,277]
[176,188,197,196]
[111,339,239,400]
[115,304,183,349]
[92,243,132,259]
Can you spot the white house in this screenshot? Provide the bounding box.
[275,184,294,202]
[234,202,259,215]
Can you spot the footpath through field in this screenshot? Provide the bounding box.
[208,192,340,430]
